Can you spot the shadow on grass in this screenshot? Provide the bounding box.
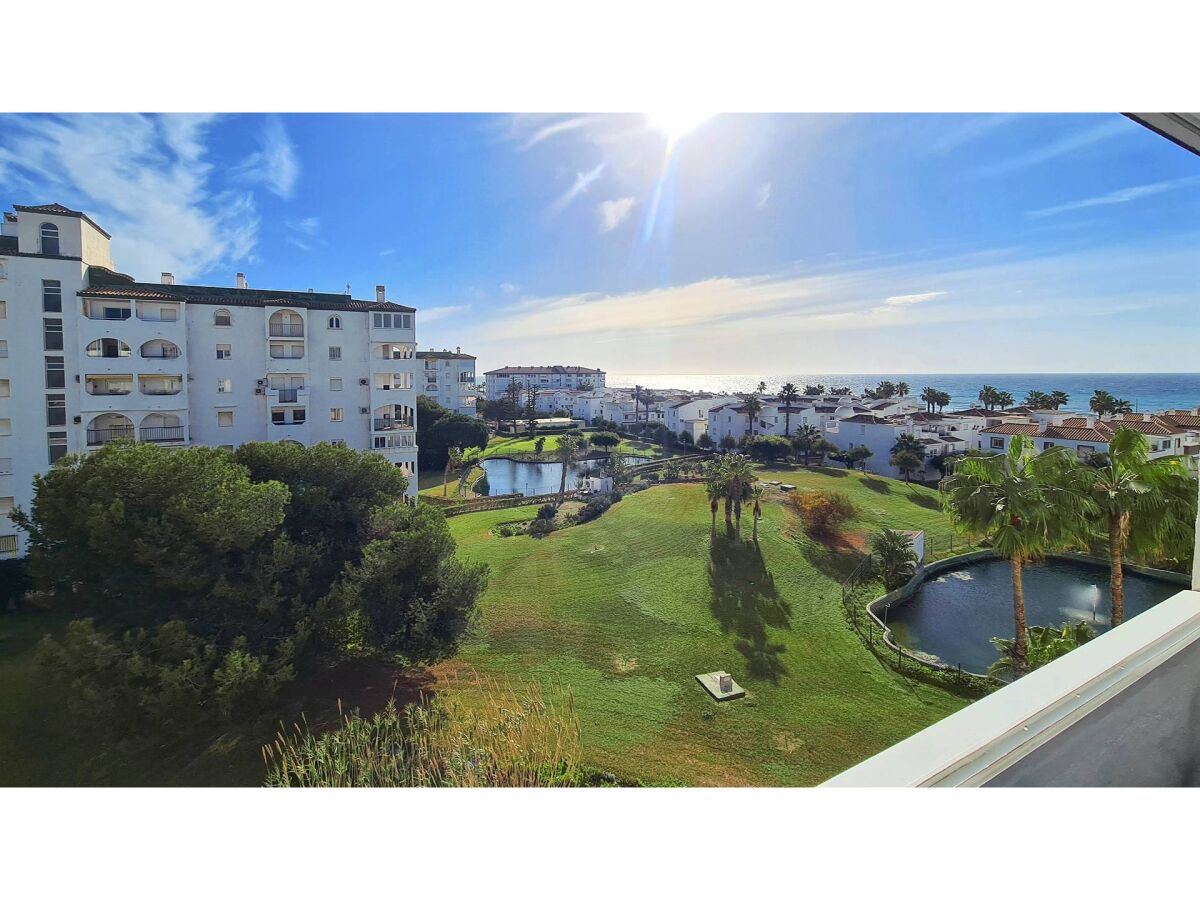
[861,478,891,495]
[801,538,870,584]
[809,465,849,478]
[708,530,791,683]
[906,490,940,511]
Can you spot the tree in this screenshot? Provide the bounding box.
[504,381,524,434]
[996,391,1014,410]
[747,435,791,462]
[589,430,621,455]
[791,424,823,466]
[718,434,737,451]
[890,449,925,483]
[632,385,644,423]
[455,447,484,496]
[756,380,768,394]
[920,386,939,413]
[737,393,764,438]
[554,433,585,504]
[789,489,856,539]
[989,622,1096,679]
[933,390,951,413]
[870,528,918,590]
[811,438,837,466]
[1023,390,1052,409]
[418,412,489,473]
[1089,389,1125,415]
[941,435,1093,675]
[719,453,756,539]
[749,484,765,544]
[524,387,540,436]
[896,381,910,398]
[705,476,724,531]
[978,385,1000,411]
[891,432,924,457]
[696,432,714,450]
[444,446,464,497]
[804,384,826,396]
[534,436,546,454]
[678,430,695,446]
[834,446,873,471]
[830,386,852,396]
[777,382,801,436]
[1048,390,1070,410]
[324,503,488,662]
[1079,428,1196,627]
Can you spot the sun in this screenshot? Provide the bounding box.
[643,112,716,147]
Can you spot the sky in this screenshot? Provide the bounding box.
[1,112,1197,375]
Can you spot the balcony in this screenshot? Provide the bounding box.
[269,323,305,338]
[139,425,187,443]
[87,426,135,445]
[373,418,414,432]
[139,382,183,396]
[86,307,132,321]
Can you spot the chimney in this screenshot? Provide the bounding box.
[455,346,461,354]
[160,272,174,285]
[376,285,386,303]
[307,288,314,293]
[236,272,247,289]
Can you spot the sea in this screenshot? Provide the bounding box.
[605,372,1200,414]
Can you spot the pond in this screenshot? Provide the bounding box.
[885,557,1181,675]
[480,455,649,497]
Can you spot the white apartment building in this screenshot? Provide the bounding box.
[664,395,723,441]
[825,412,975,480]
[705,397,821,445]
[0,202,420,558]
[483,364,605,401]
[417,348,476,417]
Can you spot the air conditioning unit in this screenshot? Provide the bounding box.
[73,415,82,424]
[359,378,368,386]
[255,387,265,395]
[359,407,370,415]
[256,379,267,387]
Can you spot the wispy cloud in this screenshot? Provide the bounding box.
[0,113,258,281]
[880,291,946,307]
[975,118,1130,177]
[926,114,1020,154]
[285,215,320,250]
[1026,176,1200,218]
[378,248,396,257]
[550,163,605,213]
[597,196,636,233]
[755,182,772,209]
[232,116,299,199]
[421,303,471,323]
[499,282,519,294]
[519,115,601,151]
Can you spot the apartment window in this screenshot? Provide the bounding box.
[214,308,232,326]
[990,437,1004,449]
[0,380,8,399]
[40,223,60,255]
[330,408,343,422]
[0,497,13,516]
[216,344,232,360]
[219,444,235,451]
[47,433,67,464]
[328,346,342,361]
[0,419,10,436]
[271,410,285,425]
[0,535,17,554]
[293,409,306,424]
[0,458,11,475]
[329,377,343,391]
[217,378,233,394]
[328,314,342,329]
[0,300,6,318]
[1043,441,1055,450]
[373,312,390,328]
[0,340,6,358]
[45,357,65,389]
[218,411,234,427]
[46,395,66,427]
[43,319,64,351]
[42,280,62,312]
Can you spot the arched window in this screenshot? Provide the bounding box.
[214,308,231,326]
[40,223,60,255]
[328,314,342,330]
[85,337,131,358]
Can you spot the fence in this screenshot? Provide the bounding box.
[838,548,999,698]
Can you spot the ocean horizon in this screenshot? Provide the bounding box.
[604,372,1200,414]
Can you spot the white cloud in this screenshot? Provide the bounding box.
[378,248,396,257]
[499,282,519,294]
[518,115,601,151]
[755,182,772,209]
[880,291,946,307]
[0,113,259,281]
[285,215,320,250]
[421,304,471,323]
[974,118,1131,177]
[550,163,606,213]
[232,116,299,199]
[1026,176,1200,218]
[597,196,636,233]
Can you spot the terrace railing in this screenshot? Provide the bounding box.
[139,426,186,443]
[87,426,136,445]
[269,323,305,337]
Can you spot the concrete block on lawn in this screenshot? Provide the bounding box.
[696,671,746,702]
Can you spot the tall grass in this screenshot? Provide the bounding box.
[263,675,582,787]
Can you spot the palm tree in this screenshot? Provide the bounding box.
[1079,428,1197,627]
[554,433,585,505]
[1023,390,1051,409]
[1089,389,1116,414]
[996,390,1014,410]
[920,386,938,413]
[444,445,464,497]
[632,384,644,423]
[749,484,765,543]
[792,424,823,465]
[978,384,999,411]
[1048,390,1069,410]
[756,380,768,394]
[941,435,1094,675]
[777,383,801,437]
[896,381,910,398]
[1113,398,1134,414]
[455,447,484,496]
[989,621,1096,679]
[869,528,918,590]
[704,475,724,531]
[722,453,756,540]
[737,393,763,439]
[934,390,952,413]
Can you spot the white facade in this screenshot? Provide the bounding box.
[484,365,606,401]
[417,349,476,417]
[0,203,420,558]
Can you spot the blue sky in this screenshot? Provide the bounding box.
[1,112,1197,374]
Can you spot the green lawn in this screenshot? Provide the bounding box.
[481,434,660,459]
[437,470,968,786]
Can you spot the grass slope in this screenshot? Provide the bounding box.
[439,470,967,786]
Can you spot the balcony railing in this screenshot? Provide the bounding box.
[138,312,179,323]
[269,323,305,337]
[272,417,307,426]
[140,386,183,395]
[139,426,186,443]
[269,349,305,359]
[87,426,135,445]
[373,418,414,431]
[87,386,133,396]
[86,309,132,320]
[140,348,180,359]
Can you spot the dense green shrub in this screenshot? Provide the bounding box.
[577,494,614,523]
[536,503,557,520]
[747,435,792,461]
[527,518,556,538]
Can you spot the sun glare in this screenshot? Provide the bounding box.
[643,111,716,147]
